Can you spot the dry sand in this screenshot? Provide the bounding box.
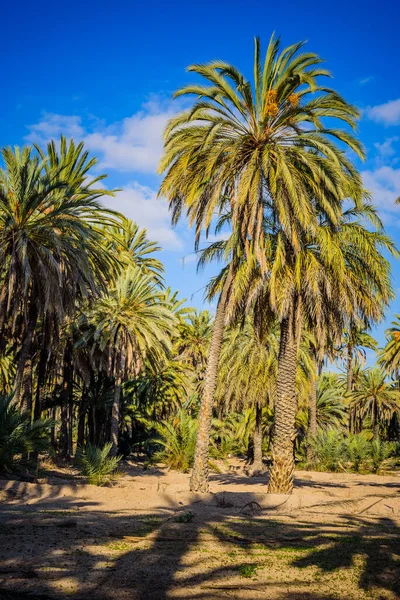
[0,460,399,599]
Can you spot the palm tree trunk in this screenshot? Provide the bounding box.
[346,347,354,393]
[110,352,126,456]
[51,407,57,449]
[251,402,263,475]
[190,277,230,493]
[77,389,86,449]
[268,307,298,494]
[306,352,318,465]
[20,357,33,416]
[33,347,48,421]
[60,342,73,458]
[14,303,38,405]
[0,285,9,352]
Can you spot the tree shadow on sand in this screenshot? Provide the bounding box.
[0,479,400,600]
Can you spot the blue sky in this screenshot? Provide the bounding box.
[3,0,400,360]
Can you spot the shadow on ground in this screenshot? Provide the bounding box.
[0,476,399,600]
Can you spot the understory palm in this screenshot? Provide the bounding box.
[350,367,400,437]
[88,267,177,454]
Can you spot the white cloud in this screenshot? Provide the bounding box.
[374,136,399,159]
[26,113,85,141]
[365,98,400,125]
[362,166,400,219]
[356,76,374,86]
[104,182,182,250]
[26,98,178,174]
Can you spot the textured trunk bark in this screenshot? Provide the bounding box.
[346,347,354,393]
[0,285,9,348]
[60,343,73,458]
[14,304,38,406]
[68,398,74,457]
[268,307,298,494]
[77,390,86,449]
[20,357,33,416]
[251,403,263,475]
[306,352,318,466]
[190,278,230,493]
[51,407,57,449]
[110,352,125,456]
[33,347,48,421]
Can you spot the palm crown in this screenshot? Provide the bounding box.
[159,35,364,261]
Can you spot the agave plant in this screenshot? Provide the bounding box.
[76,442,121,486]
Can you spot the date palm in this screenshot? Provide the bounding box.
[378,315,400,384]
[339,323,378,392]
[218,318,279,474]
[314,373,347,431]
[350,367,400,437]
[159,35,365,492]
[89,266,177,454]
[109,217,165,285]
[177,310,213,389]
[0,143,119,408]
[250,202,395,492]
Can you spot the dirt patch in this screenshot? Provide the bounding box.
[0,462,399,599]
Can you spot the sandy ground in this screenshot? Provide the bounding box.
[0,460,400,600]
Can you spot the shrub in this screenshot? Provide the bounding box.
[311,431,346,472]
[152,409,197,472]
[76,443,121,486]
[367,438,397,474]
[346,434,370,472]
[0,395,52,472]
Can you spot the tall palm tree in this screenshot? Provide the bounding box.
[109,217,165,285]
[159,36,365,492]
[0,143,119,409]
[88,267,177,455]
[177,310,213,389]
[378,315,400,385]
[250,202,395,492]
[350,367,400,437]
[217,318,279,474]
[339,323,378,392]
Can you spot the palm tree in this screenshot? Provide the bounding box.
[378,315,400,385]
[177,310,213,389]
[350,367,400,437]
[315,373,347,431]
[88,267,177,455]
[217,318,279,474]
[0,142,119,410]
[129,357,193,421]
[110,217,165,285]
[339,323,378,392]
[249,202,395,492]
[159,36,365,492]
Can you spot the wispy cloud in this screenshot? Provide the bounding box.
[374,136,399,160]
[362,166,400,225]
[356,75,374,86]
[26,113,85,141]
[104,181,182,250]
[26,97,178,174]
[364,98,400,126]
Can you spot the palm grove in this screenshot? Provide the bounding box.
[1,36,400,493]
